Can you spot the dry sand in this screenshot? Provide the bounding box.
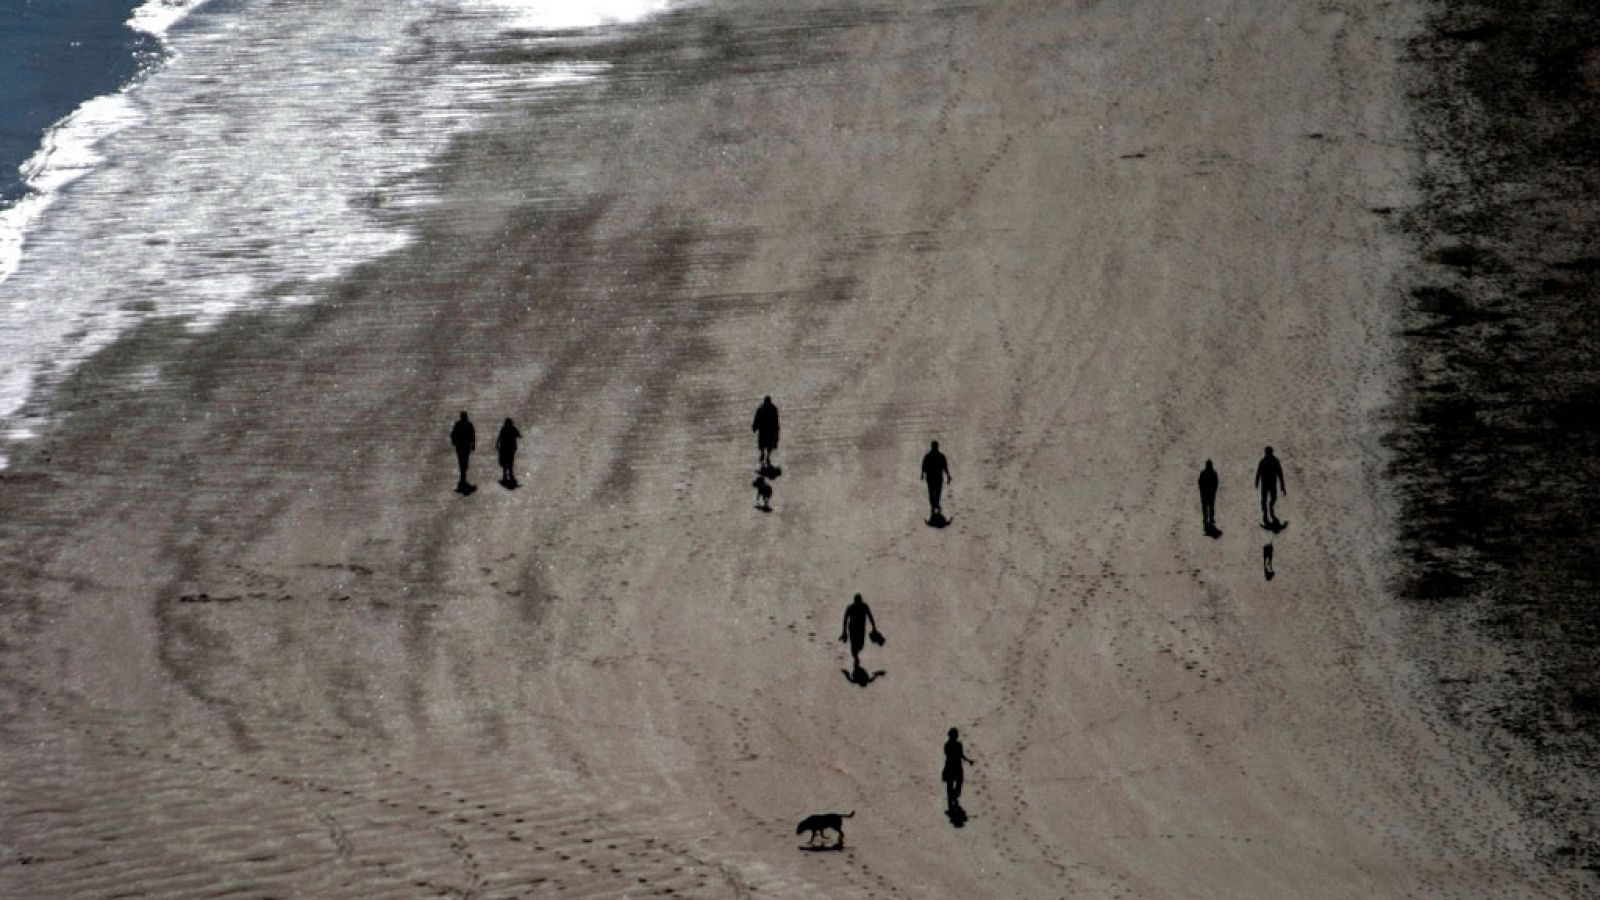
[0,1,1588,897]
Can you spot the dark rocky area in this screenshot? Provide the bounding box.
[1394,0,1600,878]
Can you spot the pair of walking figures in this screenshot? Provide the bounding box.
[450,412,522,494]
[1197,447,1287,536]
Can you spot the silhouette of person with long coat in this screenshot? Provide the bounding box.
[450,412,476,492]
[921,441,951,518]
[1198,460,1219,532]
[839,593,880,669]
[496,418,521,487]
[1254,446,1286,525]
[752,396,780,467]
[943,728,974,809]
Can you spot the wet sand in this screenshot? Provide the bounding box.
[0,1,1589,897]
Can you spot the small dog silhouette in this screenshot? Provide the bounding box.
[796,810,853,846]
[753,475,772,510]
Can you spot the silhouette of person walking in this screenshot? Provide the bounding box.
[450,411,476,493]
[839,593,881,669]
[752,396,780,468]
[1198,460,1219,534]
[1254,446,1286,526]
[495,418,521,488]
[943,727,974,810]
[921,441,951,520]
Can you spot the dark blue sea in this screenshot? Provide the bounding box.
[0,0,155,206]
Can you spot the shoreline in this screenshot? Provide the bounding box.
[0,0,663,468]
[0,0,202,279]
[0,1,1589,896]
[0,0,157,288]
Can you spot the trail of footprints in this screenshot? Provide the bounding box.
[4,689,734,898]
[652,522,908,899]
[831,285,1141,894]
[801,67,1031,461]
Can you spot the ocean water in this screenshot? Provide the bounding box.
[0,0,680,466]
[0,0,152,207]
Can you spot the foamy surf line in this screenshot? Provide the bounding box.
[0,0,213,462]
[128,0,215,38]
[0,0,213,285]
[474,0,679,30]
[0,0,687,469]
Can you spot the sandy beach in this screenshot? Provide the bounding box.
[0,0,1591,897]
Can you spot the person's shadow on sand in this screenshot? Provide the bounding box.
[841,664,885,687]
[500,476,519,490]
[456,482,477,496]
[1204,523,1223,539]
[1261,519,1288,534]
[927,512,952,529]
[945,801,968,828]
[759,463,783,479]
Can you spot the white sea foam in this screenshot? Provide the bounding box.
[474,0,678,31]
[127,0,215,38]
[0,92,143,283]
[0,0,208,288]
[0,0,676,467]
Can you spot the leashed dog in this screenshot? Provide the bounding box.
[796,810,853,847]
